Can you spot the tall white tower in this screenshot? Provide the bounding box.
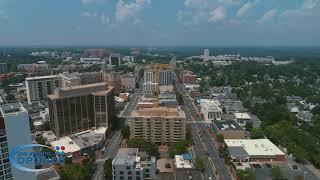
[204,49,210,59]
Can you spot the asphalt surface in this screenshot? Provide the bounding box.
[173,72,233,180]
[92,130,122,180]
[91,85,142,180]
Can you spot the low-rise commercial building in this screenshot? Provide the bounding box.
[234,113,251,126]
[225,139,286,163]
[112,148,156,180]
[200,99,222,122]
[214,121,246,139]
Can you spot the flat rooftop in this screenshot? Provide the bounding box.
[50,136,81,154]
[113,148,139,166]
[215,121,242,131]
[225,139,285,157]
[25,75,58,81]
[48,82,113,99]
[234,113,251,120]
[131,107,185,118]
[0,102,27,116]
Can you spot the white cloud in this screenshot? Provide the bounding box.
[282,0,320,17]
[0,10,8,20]
[257,9,277,24]
[236,0,259,18]
[100,13,110,24]
[115,0,151,23]
[208,6,226,22]
[218,0,240,5]
[81,0,98,4]
[81,11,97,17]
[184,0,208,9]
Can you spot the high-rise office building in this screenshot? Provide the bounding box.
[0,103,36,180]
[25,75,60,104]
[109,53,122,67]
[204,49,210,57]
[130,106,186,144]
[48,82,114,138]
[0,63,7,74]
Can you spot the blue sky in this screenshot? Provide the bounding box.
[0,0,319,46]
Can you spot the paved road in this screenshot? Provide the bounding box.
[173,71,232,180]
[92,131,122,180]
[92,87,142,180]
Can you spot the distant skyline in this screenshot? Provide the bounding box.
[0,0,320,46]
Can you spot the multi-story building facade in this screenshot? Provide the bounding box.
[142,64,173,94]
[200,99,222,122]
[130,106,186,144]
[48,82,114,138]
[120,74,136,92]
[112,148,156,180]
[0,63,7,74]
[0,103,36,180]
[25,75,60,104]
[109,53,122,67]
[181,71,197,85]
[18,63,52,76]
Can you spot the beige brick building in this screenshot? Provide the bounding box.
[130,106,186,144]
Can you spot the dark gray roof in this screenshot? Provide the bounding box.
[228,146,249,158]
[215,121,242,131]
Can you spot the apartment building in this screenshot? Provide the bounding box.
[48,82,114,138]
[112,148,156,180]
[130,106,186,144]
[120,73,136,92]
[142,64,173,94]
[0,103,36,180]
[25,75,60,104]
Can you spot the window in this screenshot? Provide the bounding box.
[126,166,131,170]
[136,172,140,175]
[128,177,132,180]
[145,169,149,172]
[136,177,141,180]
[128,171,132,175]
[120,176,124,180]
[119,171,124,175]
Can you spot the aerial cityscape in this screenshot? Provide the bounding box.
[1,0,320,180]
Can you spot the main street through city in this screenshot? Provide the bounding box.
[173,70,233,180]
[92,88,141,180]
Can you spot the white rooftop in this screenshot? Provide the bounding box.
[234,113,251,120]
[50,136,81,154]
[225,139,285,156]
[174,155,193,169]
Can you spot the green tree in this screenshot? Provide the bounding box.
[216,133,224,143]
[5,94,15,102]
[128,138,159,157]
[169,140,188,157]
[250,128,265,139]
[104,159,113,180]
[236,169,256,180]
[121,125,130,140]
[195,157,205,172]
[271,166,284,180]
[245,122,253,132]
